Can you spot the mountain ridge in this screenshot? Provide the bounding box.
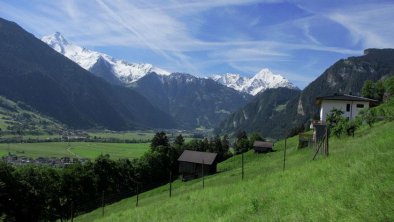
[0,17,176,130]
[42,32,296,95]
[212,68,297,95]
[131,72,252,129]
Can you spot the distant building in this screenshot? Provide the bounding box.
[316,94,378,122]
[253,141,273,153]
[177,150,218,181]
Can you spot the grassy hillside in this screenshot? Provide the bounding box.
[0,142,149,159]
[0,96,64,134]
[76,121,394,221]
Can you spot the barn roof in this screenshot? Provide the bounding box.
[253,141,273,148]
[177,150,217,165]
[316,94,378,105]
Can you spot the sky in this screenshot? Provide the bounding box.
[1,0,394,88]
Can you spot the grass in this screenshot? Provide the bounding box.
[70,143,149,159]
[0,134,63,139]
[88,132,156,141]
[76,121,394,222]
[0,142,149,159]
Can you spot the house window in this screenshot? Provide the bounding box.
[346,104,351,112]
[356,104,364,108]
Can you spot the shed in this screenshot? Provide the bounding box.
[177,150,218,181]
[253,141,273,153]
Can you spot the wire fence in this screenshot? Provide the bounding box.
[63,135,327,221]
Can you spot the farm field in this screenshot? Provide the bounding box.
[88,131,195,142]
[0,142,149,159]
[88,131,156,141]
[76,121,394,222]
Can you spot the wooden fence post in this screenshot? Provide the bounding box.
[241,151,244,180]
[283,137,287,171]
[136,184,139,207]
[101,191,105,217]
[169,170,172,198]
[202,159,205,189]
[326,128,329,156]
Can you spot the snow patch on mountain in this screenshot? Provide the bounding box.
[212,69,296,95]
[41,32,170,84]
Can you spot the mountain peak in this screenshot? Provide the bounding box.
[41,33,170,84]
[211,69,296,95]
[42,32,68,47]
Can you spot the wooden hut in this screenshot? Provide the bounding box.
[177,150,218,181]
[253,141,273,153]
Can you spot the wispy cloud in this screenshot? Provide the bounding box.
[327,3,394,48]
[0,0,393,88]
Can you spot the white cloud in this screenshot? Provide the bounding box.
[327,3,394,48]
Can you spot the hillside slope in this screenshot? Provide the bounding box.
[132,73,252,129]
[0,18,175,130]
[217,87,301,138]
[77,121,394,221]
[0,96,64,134]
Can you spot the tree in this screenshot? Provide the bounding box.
[236,131,248,141]
[375,80,385,101]
[249,132,264,146]
[362,80,375,99]
[360,109,377,127]
[174,134,185,147]
[151,132,169,150]
[383,76,394,100]
[221,134,230,152]
[326,108,346,137]
[234,131,250,154]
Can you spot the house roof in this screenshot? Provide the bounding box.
[177,150,217,165]
[316,94,378,105]
[253,141,273,148]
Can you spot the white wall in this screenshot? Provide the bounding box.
[320,100,370,122]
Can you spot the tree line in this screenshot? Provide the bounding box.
[0,132,233,221]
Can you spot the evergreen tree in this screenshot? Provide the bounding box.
[150,131,169,150]
[174,134,185,147]
[249,132,264,146]
[362,80,375,99]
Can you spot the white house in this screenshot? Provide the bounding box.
[316,94,378,122]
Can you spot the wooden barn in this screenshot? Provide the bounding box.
[177,150,218,181]
[253,141,273,153]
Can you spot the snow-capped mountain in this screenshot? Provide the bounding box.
[212,69,296,95]
[41,33,295,95]
[41,32,170,85]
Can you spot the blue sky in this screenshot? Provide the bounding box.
[1,0,394,88]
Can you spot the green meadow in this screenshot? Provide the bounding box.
[88,131,156,141]
[0,142,149,159]
[76,121,394,222]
